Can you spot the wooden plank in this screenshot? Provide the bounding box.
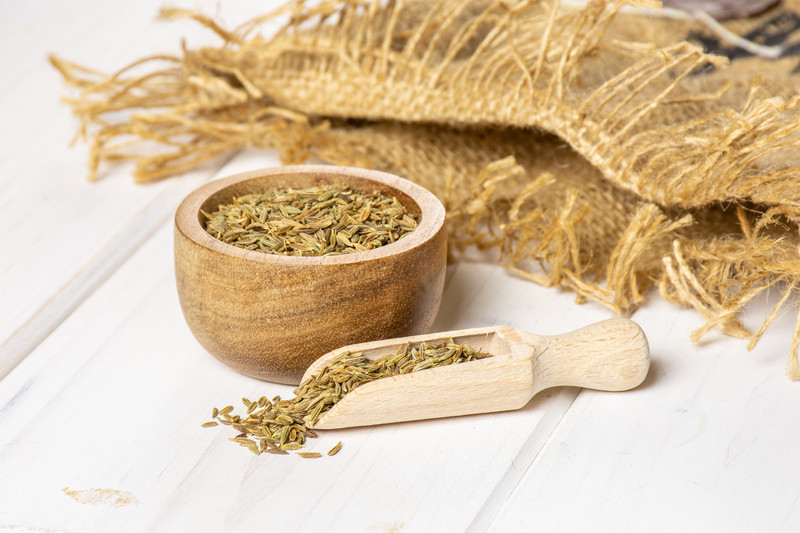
[7,2,799,531]
[488,293,800,532]
[0,0,285,378]
[2,0,115,92]
[0,204,617,530]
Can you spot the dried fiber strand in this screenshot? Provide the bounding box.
[51,0,800,378]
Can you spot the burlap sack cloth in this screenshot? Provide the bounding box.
[52,0,800,378]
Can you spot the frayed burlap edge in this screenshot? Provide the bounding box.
[309,119,800,379]
[50,0,800,378]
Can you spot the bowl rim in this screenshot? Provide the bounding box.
[175,165,446,265]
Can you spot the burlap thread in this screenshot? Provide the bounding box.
[51,0,800,378]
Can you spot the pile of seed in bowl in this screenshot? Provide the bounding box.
[202,183,418,256]
[203,340,494,457]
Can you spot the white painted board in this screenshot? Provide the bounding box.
[0,190,592,531]
[0,0,286,378]
[2,0,799,531]
[489,291,800,532]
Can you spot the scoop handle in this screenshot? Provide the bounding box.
[522,318,650,393]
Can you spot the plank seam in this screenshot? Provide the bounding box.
[465,387,582,533]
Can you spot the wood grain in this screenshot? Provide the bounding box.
[0,0,279,380]
[489,289,800,533]
[4,1,800,531]
[0,222,580,533]
[304,319,649,429]
[174,165,447,384]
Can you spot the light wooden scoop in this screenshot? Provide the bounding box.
[301,318,650,429]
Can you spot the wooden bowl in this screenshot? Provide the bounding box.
[174,165,447,384]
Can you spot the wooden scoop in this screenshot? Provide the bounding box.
[301,318,650,429]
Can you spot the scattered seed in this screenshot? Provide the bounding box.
[327,441,343,456]
[265,447,289,455]
[208,341,494,457]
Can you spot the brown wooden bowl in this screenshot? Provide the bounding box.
[174,165,447,384]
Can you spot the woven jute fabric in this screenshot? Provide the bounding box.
[52,0,800,378]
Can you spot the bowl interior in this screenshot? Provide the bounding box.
[197,171,423,236]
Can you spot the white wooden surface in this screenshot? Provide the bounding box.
[2,1,799,532]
